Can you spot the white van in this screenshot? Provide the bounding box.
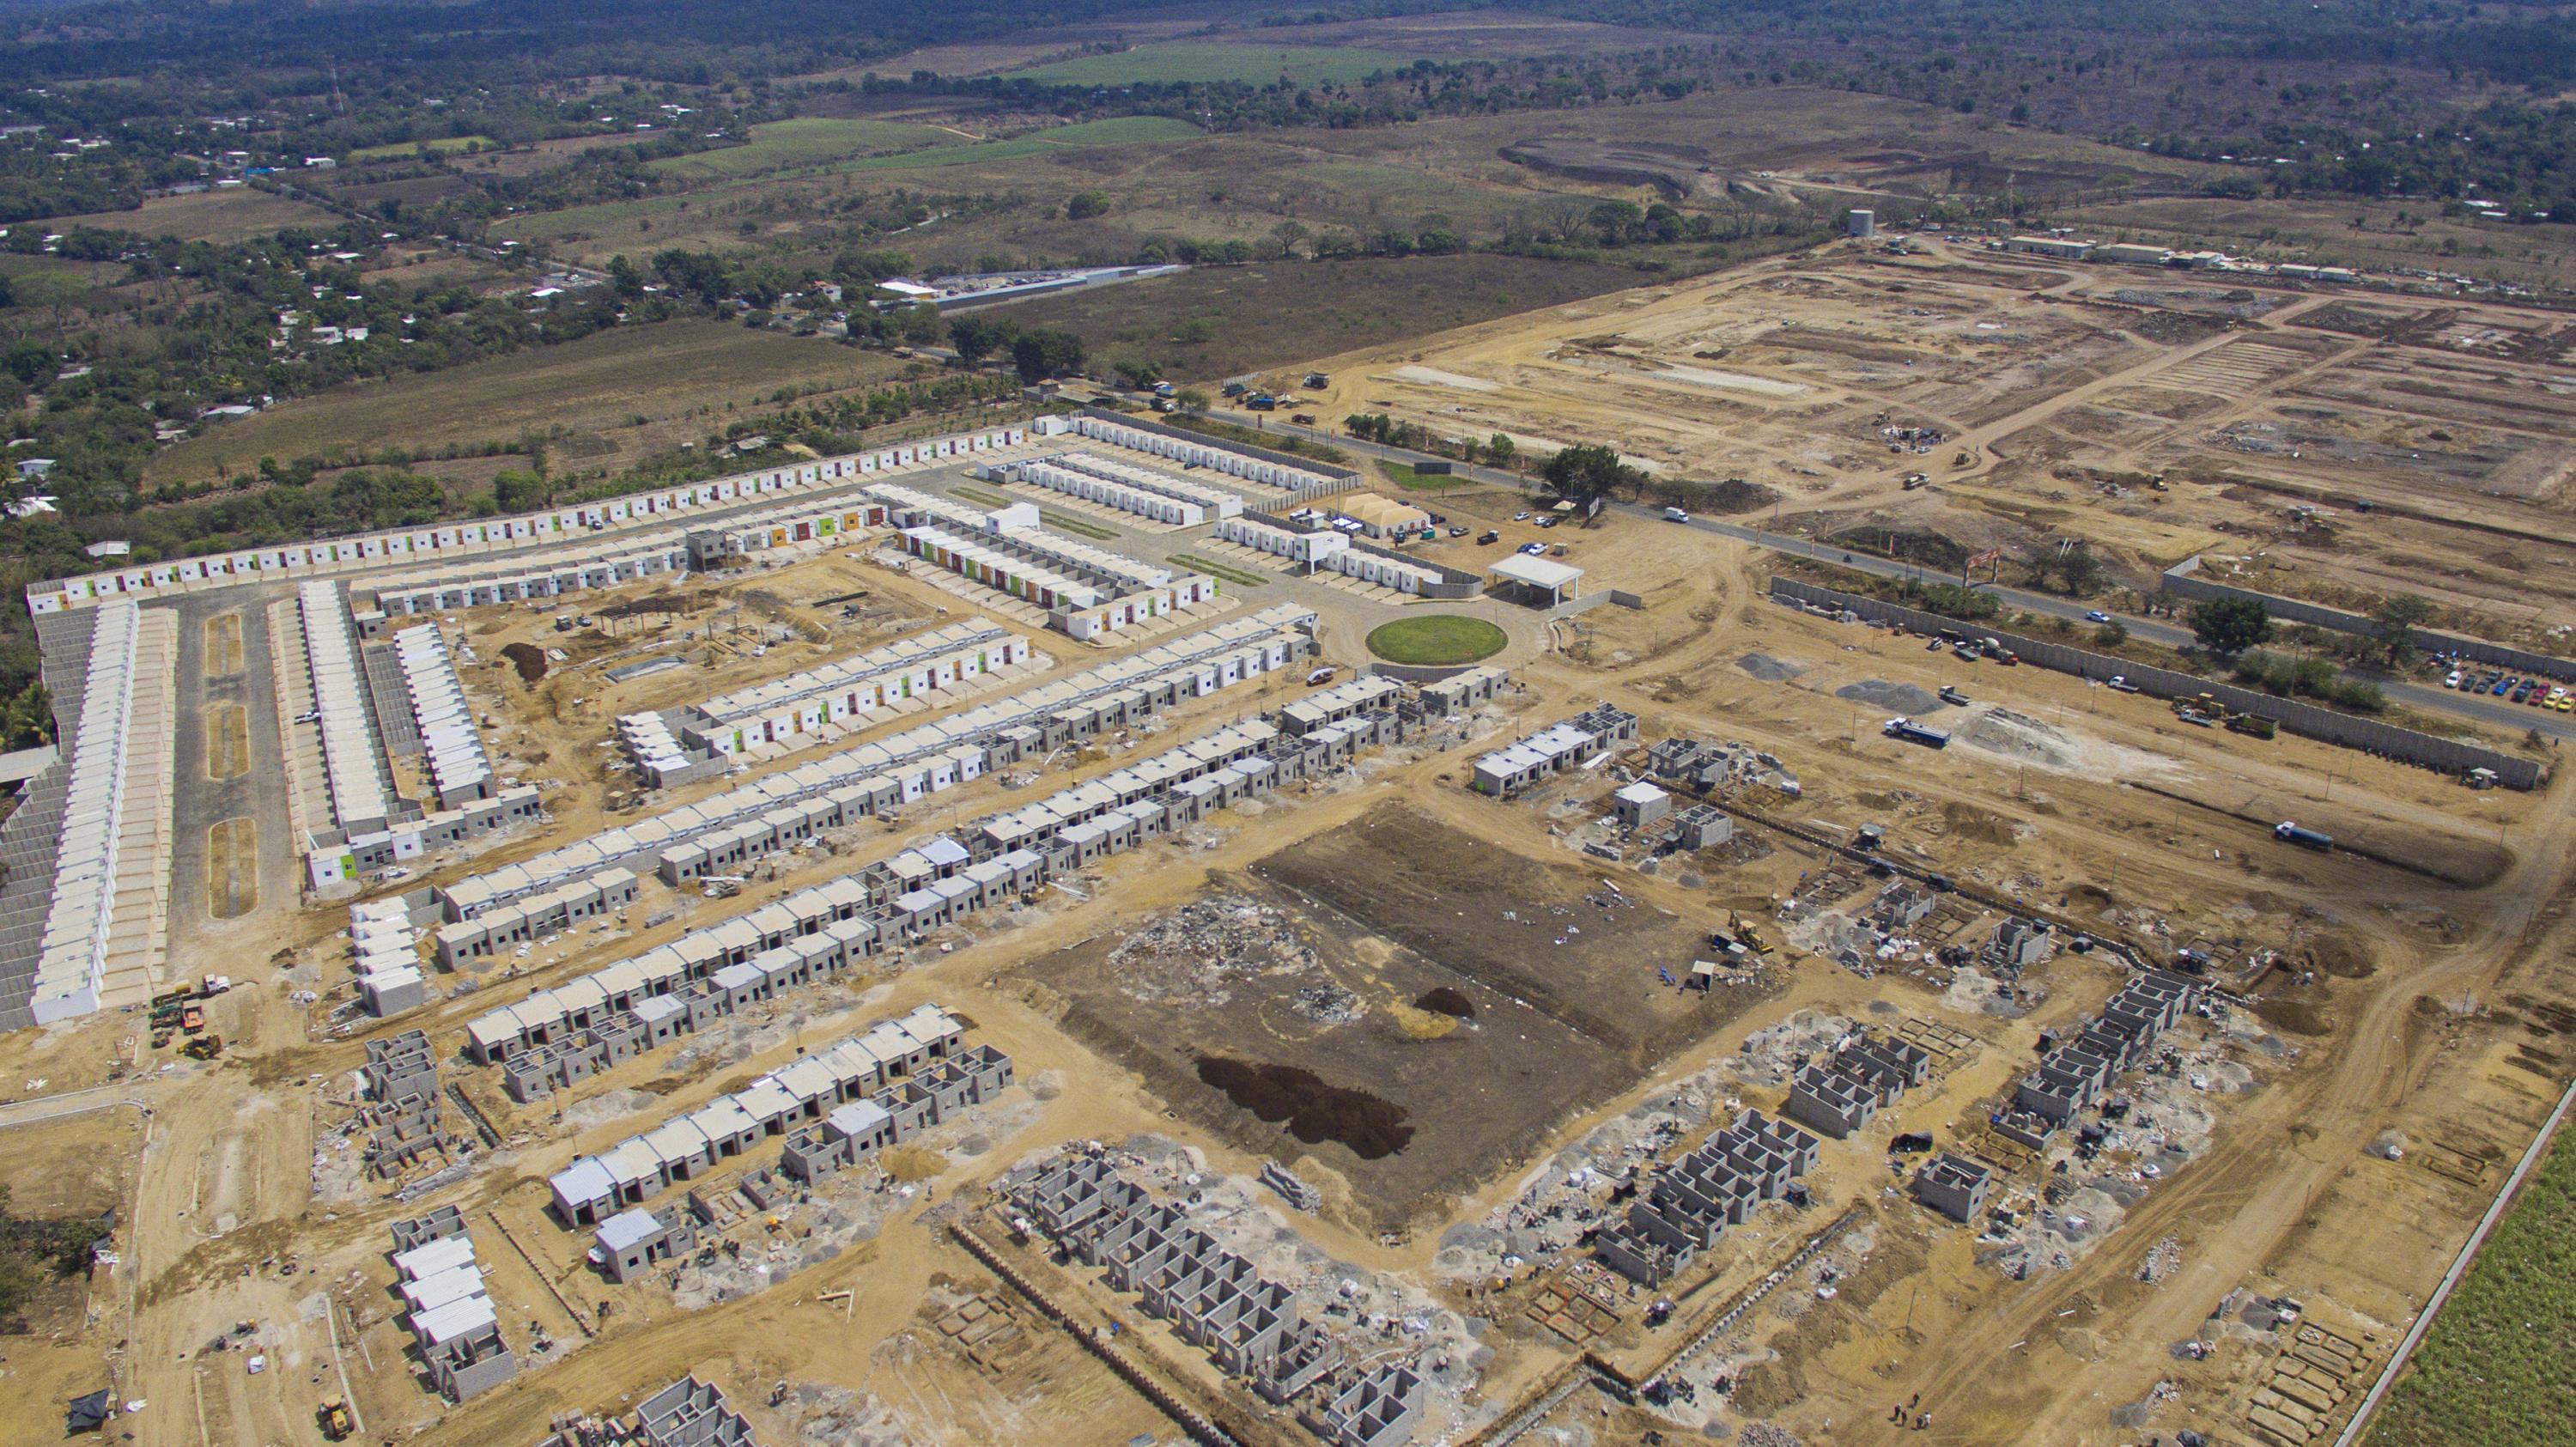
[1662,507,1691,523]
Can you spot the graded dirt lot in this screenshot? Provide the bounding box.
[1286,237,2576,652]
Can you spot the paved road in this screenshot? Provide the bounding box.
[1236,415,2576,743]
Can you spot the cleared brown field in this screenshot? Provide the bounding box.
[145,319,914,483]
[999,252,1669,383]
[39,185,343,242]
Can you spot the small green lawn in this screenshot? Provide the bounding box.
[1380,461,1473,493]
[349,135,495,161]
[1366,615,1506,666]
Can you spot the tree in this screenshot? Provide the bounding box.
[1174,387,1209,412]
[2370,592,2436,665]
[605,253,644,298]
[1112,357,1163,388]
[946,313,1016,364]
[1541,444,1640,520]
[2190,597,2275,655]
[2033,541,2104,595]
[1066,190,1112,220]
[1487,433,1516,468]
[2093,621,2129,649]
[1267,221,1311,260]
[1012,328,1085,382]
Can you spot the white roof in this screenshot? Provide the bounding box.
[1489,554,1583,591]
[595,1207,665,1253]
[1616,781,1669,805]
[392,1233,477,1282]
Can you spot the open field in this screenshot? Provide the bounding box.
[2366,1121,2576,1447]
[39,185,344,242]
[347,135,495,161]
[645,117,963,179]
[144,319,914,484]
[1005,41,1428,87]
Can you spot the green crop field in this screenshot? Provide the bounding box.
[1010,42,1424,87]
[647,118,963,179]
[2366,1123,2576,1446]
[348,135,495,161]
[1366,616,1507,666]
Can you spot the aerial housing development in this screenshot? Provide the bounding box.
[4,8,2575,1445]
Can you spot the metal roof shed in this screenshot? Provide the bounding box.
[1488,553,1583,605]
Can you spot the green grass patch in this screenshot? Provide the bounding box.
[1379,462,1472,493]
[2366,1122,2576,1446]
[493,194,692,240]
[945,483,1012,509]
[829,115,1200,174]
[1036,509,1116,539]
[647,118,961,179]
[348,135,495,161]
[1011,42,1424,87]
[1365,615,1507,666]
[1168,553,1268,587]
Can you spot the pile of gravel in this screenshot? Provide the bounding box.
[1833,678,1943,713]
[1735,652,1807,683]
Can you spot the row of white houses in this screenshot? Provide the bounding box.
[27,426,1034,614]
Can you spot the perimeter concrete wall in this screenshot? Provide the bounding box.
[1771,577,2543,789]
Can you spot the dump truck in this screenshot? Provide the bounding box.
[2227,713,2279,739]
[1883,716,1951,749]
[2274,821,2332,851]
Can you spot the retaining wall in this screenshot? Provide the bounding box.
[1771,578,2544,789]
[2162,556,2576,683]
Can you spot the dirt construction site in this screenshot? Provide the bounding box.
[1283,235,2576,651]
[4,249,2576,1447]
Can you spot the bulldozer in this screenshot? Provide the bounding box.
[1724,910,1773,956]
[317,1395,354,1441]
[181,1033,222,1061]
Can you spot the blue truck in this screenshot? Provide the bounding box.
[2273,821,2332,851]
[1882,716,1951,749]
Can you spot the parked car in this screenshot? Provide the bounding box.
[1478,530,1502,545]
[2444,671,2464,689]
[1448,526,1468,537]
[1520,541,1548,555]
[1513,511,1531,521]
[2106,675,2142,693]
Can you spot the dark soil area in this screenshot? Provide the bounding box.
[1252,803,1777,1064]
[1020,865,1654,1230]
[1194,1056,1413,1159]
[500,641,549,683]
[1415,987,1476,1019]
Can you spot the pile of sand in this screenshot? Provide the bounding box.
[1951,706,2185,781]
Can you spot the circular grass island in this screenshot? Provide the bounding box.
[1364,614,1508,666]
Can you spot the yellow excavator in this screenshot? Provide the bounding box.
[317,1395,355,1441]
